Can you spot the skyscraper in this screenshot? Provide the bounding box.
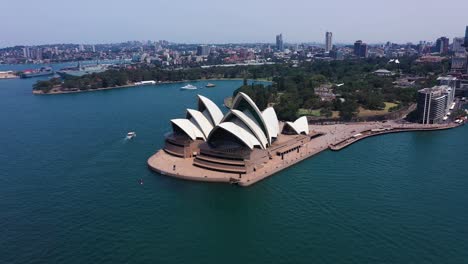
[354,40,362,56]
[196,45,210,56]
[453,37,465,53]
[353,40,368,58]
[360,43,368,58]
[435,37,449,54]
[325,32,333,52]
[464,26,468,50]
[276,34,284,51]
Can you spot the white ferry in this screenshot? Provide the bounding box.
[180,84,197,90]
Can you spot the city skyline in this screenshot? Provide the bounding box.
[2,0,468,48]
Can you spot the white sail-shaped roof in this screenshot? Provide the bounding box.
[262,107,279,141]
[231,92,275,145]
[186,109,213,139]
[284,116,309,135]
[211,122,262,150]
[221,109,268,149]
[171,119,205,140]
[198,95,223,126]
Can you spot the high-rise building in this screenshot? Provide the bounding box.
[354,40,362,56]
[452,37,465,53]
[325,32,333,52]
[435,37,449,54]
[416,85,455,124]
[417,87,449,124]
[464,25,468,49]
[360,43,368,58]
[92,45,96,53]
[354,40,368,58]
[196,45,210,56]
[276,34,284,51]
[79,44,85,52]
[23,47,30,58]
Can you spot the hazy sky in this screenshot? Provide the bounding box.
[1,0,467,47]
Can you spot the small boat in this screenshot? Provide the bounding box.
[126,131,136,139]
[205,83,216,88]
[180,84,197,90]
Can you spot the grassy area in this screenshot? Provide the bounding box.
[357,102,398,117]
[298,108,340,119]
[298,109,321,116]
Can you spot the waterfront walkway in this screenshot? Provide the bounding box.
[147,121,461,186]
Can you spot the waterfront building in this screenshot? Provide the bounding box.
[325,32,333,52]
[417,86,454,124]
[23,47,30,58]
[276,34,284,51]
[163,92,311,174]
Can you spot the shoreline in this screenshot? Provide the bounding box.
[32,78,272,95]
[147,121,463,187]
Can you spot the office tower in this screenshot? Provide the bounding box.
[79,44,85,52]
[452,37,465,53]
[360,43,368,58]
[354,40,368,58]
[354,40,362,56]
[325,32,333,52]
[276,34,284,51]
[464,26,468,49]
[196,45,210,56]
[435,37,449,54]
[92,45,96,53]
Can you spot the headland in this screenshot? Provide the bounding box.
[147,92,464,187]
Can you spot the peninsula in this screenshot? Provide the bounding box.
[147,92,464,187]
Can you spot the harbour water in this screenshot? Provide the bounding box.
[1,70,467,263]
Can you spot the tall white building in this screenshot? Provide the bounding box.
[452,37,465,53]
[325,32,333,52]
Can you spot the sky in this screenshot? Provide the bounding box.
[1,0,467,47]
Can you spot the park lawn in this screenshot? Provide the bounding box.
[358,102,398,117]
[298,109,321,116]
[298,108,340,119]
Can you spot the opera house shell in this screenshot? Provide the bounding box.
[163,92,312,175]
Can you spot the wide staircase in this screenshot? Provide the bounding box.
[194,154,247,174]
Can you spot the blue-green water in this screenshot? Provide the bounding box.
[1,68,468,263]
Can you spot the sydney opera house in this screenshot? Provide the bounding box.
[149,92,320,185]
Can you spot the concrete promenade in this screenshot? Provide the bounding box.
[147,121,462,186]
